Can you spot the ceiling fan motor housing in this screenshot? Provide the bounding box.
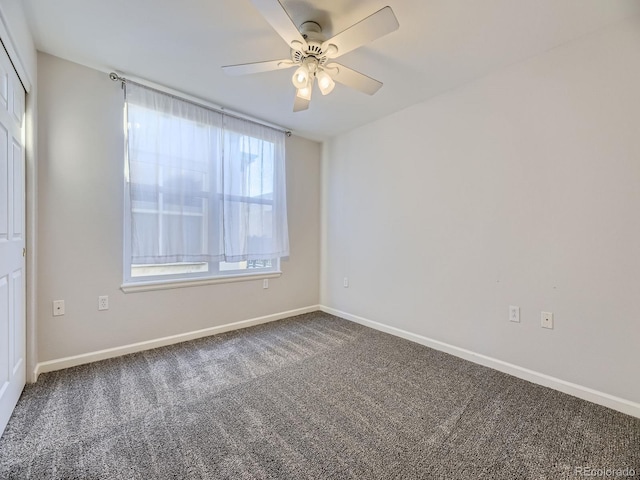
[291,21,330,67]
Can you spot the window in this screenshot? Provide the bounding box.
[123,83,289,288]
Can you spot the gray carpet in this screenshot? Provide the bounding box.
[0,311,638,479]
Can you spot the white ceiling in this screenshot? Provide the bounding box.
[23,0,640,140]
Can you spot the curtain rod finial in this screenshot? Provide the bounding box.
[109,72,120,81]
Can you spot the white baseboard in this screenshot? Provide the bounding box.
[32,304,640,419]
[320,306,640,419]
[32,305,320,382]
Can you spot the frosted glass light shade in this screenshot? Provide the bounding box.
[317,70,335,95]
[292,65,310,89]
[296,85,312,101]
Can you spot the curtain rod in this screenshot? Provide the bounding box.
[109,72,292,137]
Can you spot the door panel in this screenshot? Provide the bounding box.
[12,269,23,375]
[0,64,7,110]
[0,42,26,438]
[12,141,22,238]
[11,87,23,124]
[0,126,7,239]
[0,275,8,392]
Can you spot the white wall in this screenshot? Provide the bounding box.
[322,17,640,405]
[37,53,321,363]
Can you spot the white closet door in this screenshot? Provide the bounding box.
[0,43,26,438]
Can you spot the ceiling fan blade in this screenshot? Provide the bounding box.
[251,0,306,48]
[322,6,399,58]
[293,92,310,112]
[222,59,295,76]
[326,63,383,95]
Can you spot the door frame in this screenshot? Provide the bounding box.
[0,6,37,383]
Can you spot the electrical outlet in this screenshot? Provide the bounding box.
[98,296,109,311]
[263,279,269,289]
[541,311,553,329]
[53,300,65,316]
[343,277,349,288]
[509,305,520,323]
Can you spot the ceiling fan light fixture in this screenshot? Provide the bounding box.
[296,85,312,101]
[297,75,315,101]
[317,70,335,95]
[224,2,399,112]
[292,65,310,89]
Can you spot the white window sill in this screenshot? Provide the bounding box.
[121,271,282,293]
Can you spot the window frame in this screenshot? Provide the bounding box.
[122,186,282,293]
[121,95,283,293]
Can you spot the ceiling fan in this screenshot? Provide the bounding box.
[222,1,399,112]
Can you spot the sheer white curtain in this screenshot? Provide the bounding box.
[222,115,289,261]
[126,83,289,265]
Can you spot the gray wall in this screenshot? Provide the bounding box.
[322,17,640,404]
[37,52,321,362]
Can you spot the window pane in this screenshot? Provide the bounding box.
[162,192,206,215]
[131,184,158,212]
[129,159,158,187]
[219,260,247,271]
[163,214,205,256]
[131,262,209,277]
[125,83,287,283]
[162,166,208,195]
[219,259,273,272]
[132,213,159,258]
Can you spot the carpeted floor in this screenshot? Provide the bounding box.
[0,311,638,479]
